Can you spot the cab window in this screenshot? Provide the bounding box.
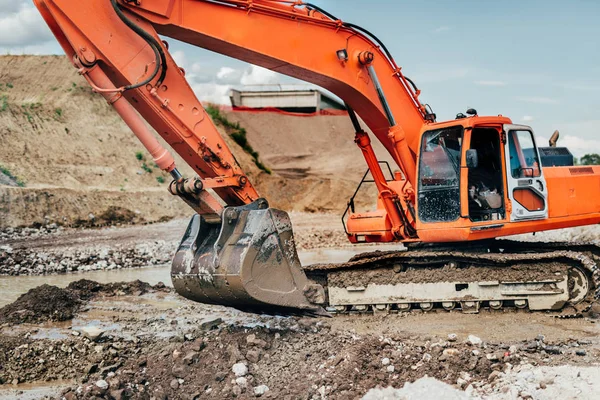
[418,126,462,222]
[508,130,541,178]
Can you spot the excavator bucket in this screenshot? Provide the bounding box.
[171,200,326,314]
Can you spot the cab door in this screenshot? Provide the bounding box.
[503,124,548,221]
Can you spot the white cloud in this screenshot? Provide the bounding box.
[216,66,243,84]
[522,115,534,122]
[191,82,233,105]
[474,80,506,87]
[536,120,600,157]
[0,0,28,14]
[516,96,559,105]
[0,3,54,48]
[240,65,279,85]
[171,50,187,68]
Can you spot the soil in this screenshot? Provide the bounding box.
[0,282,599,399]
[0,280,167,325]
[327,262,567,288]
[0,56,385,229]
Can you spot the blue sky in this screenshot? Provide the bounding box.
[2,0,599,156]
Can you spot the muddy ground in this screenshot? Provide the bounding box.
[0,218,600,399]
[0,279,599,400]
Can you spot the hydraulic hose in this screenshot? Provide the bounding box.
[109,0,167,89]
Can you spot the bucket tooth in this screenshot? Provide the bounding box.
[171,199,325,313]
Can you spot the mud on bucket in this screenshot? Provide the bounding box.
[171,200,325,314]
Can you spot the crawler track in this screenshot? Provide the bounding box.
[304,240,600,318]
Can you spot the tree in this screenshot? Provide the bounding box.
[579,153,600,166]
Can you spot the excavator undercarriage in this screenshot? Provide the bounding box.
[304,241,599,317]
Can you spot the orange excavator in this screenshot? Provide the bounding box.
[35,0,600,316]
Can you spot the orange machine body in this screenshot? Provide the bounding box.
[347,115,600,243]
[33,0,600,246]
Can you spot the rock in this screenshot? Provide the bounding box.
[80,326,105,342]
[443,348,460,357]
[386,365,395,373]
[536,334,545,342]
[95,379,109,391]
[235,377,247,387]
[170,379,179,390]
[184,333,195,341]
[172,363,190,378]
[254,385,269,397]
[488,371,501,381]
[232,385,242,397]
[576,349,587,356]
[183,351,199,365]
[246,349,261,364]
[232,362,248,377]
[467,335,482,346]
[448,333,458,342]
[215,371,227,382]
[200,317,222,331]
[381,357,391,366]
[543,345,561,355]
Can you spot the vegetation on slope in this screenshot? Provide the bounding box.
[204,104,271,174]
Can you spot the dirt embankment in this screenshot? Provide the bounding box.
[0,56,387,228]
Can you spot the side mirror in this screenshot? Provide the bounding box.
[466,149,479,168]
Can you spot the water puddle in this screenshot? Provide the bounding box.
[0,245,400,308]
[0,379,73,400]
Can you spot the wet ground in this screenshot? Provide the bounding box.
[1,216,600,399]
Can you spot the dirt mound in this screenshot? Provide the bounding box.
[0,280,169,325]
[0,284,81,324]
[67,279,166,300]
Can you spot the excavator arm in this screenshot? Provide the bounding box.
[33,0,433,312]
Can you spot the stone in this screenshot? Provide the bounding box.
[246,349,261,364]
[172,363,190,379]
[386,365,395,373]
[467,335,482,346]
[215,371,227,382]
[576,349,587,356]
[254,385,269,397]
[95,380,109,391]
[447,333,458,342]
[200,317,223,331]
[443,348,460,357]
[170,379,179,390]
[235,377,247,387]
[232,362,248,377]
[381,357,391,366]
[80,326,105,342]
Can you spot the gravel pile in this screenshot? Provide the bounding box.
[0,241,176,276]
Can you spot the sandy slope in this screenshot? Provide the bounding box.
[0,56,386,228]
